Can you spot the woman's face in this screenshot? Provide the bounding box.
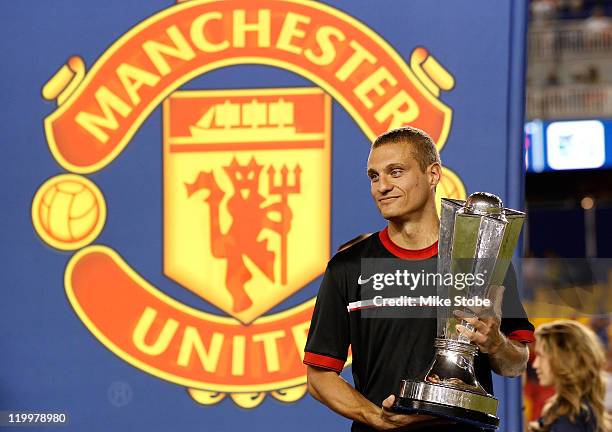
[533,341,555,387]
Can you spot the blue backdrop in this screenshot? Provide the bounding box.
[0,1,528,431]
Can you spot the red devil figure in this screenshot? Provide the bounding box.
[186,157,300,313]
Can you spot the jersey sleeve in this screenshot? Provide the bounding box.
[500,263,536,344]
[303,260,350,373]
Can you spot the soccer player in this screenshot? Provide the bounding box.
[304,126,535,431]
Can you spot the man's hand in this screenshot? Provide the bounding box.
[455,311,507,355]
[373,395,450,431]
[453,285,529,377]
[455,285,506,354]
[377,394,427,430]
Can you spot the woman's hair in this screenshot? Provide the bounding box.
[536,320,610,431]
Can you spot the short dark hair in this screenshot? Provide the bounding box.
[372,126,441,172]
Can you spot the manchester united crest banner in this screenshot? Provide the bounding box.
[1,1,527,431]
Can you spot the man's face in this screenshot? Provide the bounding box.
[367,142,436,221]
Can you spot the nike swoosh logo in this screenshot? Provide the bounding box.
[358,274,377,285]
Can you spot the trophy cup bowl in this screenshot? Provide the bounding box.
[392,192,525,430]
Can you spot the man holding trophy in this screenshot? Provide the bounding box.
[304,126,535,431]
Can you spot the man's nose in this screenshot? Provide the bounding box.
[377,175,393,193]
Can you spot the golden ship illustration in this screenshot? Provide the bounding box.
[183,98,323,143]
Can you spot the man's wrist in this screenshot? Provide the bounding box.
[488,334,508,356]
[365,405,384,429]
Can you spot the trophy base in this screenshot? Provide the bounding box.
[393,380,499,430]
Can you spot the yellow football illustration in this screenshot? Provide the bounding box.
[32,174,106,250]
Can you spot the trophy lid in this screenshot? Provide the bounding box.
[463,192,504,217]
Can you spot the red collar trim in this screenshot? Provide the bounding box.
[378,227,438,259]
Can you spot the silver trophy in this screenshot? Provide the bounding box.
[393,192,525,430]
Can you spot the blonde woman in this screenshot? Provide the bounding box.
[530,320,611,432]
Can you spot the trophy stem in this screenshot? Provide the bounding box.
[423,338,486,394]
[395,337,499,429]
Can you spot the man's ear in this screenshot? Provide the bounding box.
[428,162,442,189]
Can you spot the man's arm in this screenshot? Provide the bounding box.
[486,335,529,377]
[456,313,529,377]
[306,365,438,431]
[455,282,531,377]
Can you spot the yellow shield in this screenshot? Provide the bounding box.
[163,88,331,324]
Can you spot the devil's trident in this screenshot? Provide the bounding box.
[267,164,301,285]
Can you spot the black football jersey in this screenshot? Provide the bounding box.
[304,228,535,432]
